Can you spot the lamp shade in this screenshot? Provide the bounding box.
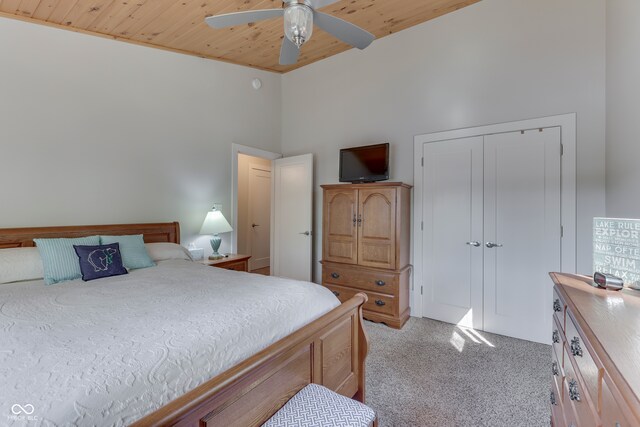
[200,209,233,235]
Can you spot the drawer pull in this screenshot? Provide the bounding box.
[375,300,386,306]
[570,337,583,357]
[553,299,562,313]
[552,361,559,377]
[332,291,340,297]
[331,272,340,279]
[550,390,557,406]
[375,280,386,286]
[568,379,581,401]
[552,330,560,344]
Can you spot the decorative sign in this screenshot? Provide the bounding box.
[593,218,640,289]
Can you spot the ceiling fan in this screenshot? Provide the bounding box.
[205,0,375,66]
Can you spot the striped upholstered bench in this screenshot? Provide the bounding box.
[262,383,377,427]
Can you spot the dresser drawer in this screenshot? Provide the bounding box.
[565,309,601,400]
[552,341,564,402]
[222,261,247,271]
[324,283,396,316]
[601,378,634,427]
[322,263,398,294]
[563,347,598,427]
[553,287,566,332]
[552,316,564,366]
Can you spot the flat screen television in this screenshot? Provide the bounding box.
[339,143,389,183]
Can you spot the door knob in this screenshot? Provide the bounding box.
[485,242,503,248]
[299,231,311,236]
[251,223,260,228]
[466,241,481,247]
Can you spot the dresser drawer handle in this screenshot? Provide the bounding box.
[375,280,386,286]
[552,361,559,377]
[375,300,386,306]
[550,390,557,406]
[332,291,340,297]
[331,272,340,279]
[552,330,560,344]
[570,336,583,357]
[568,379,581,401]
[553,299,562,313]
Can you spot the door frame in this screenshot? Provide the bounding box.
[412,113,577,318]
[230,143,282,254]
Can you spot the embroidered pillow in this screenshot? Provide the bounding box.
[34,236,101,285]
[99,235,155,270]
[74,243,128,281]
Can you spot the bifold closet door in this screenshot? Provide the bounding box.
[422,136,484,329]
[483,128,561,344]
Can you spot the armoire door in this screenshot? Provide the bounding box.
[358,187,397,270]
[483,128,561,344]
[421,136,484,329]
[323,188,359,264]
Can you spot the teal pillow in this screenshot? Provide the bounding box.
[100,235,155,270]
[34,236,101,285]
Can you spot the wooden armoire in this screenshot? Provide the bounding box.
[321,182,412,329]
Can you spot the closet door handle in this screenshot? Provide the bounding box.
[466,241,481,247]
[486,242,503,248]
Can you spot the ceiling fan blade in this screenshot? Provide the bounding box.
[314,11,375,49]
[280,36,300,65]
[310,0,341,9]
[205,9,283,29]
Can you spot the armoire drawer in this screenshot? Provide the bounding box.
[565,310,601,400]
[323,283,396,316]
[322,263,398,294]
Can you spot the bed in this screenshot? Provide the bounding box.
[0,222,369,426]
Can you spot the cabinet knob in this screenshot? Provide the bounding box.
[550,390,557,406]
[552,361,559,377]
[552,330,560,344]
[568,379,581,401]
[375,280,386,286]
[375,300,386,306]
[570,337,583,357]
[331,272,340,279]
[332,291,340,297]
[553,299,562,313]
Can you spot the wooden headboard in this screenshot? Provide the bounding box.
[0,222,180,249]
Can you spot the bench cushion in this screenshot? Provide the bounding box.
[262,383,376,427]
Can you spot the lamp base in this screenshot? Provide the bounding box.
[209,235,224,260]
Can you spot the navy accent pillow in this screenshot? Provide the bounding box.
[73,243,128,282]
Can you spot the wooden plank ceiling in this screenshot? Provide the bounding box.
[0,0,480,73]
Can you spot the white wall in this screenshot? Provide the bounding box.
[606,0,640,218]
[0,18,281,256]
[282,0,606,281]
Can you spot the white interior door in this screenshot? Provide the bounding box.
[483,128,561,343]
[272,154,313,281]
[422,136,484,329]
[248,163,271,271]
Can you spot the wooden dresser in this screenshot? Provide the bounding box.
[550,273,640,427]
[321,183,411,329]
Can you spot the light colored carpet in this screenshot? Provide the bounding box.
[365,318,550,427]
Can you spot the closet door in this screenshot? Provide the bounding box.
[358,187,397,269]
[421,136,484,329]
[323,188,359,264]
[483,128,561,344]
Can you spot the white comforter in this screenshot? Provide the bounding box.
[0,260,339,426]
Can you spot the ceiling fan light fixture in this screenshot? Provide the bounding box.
[284,4,313,48]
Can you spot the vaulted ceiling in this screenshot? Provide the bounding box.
[0,0,480,72]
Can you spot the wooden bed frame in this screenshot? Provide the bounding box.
[0,222,369,426]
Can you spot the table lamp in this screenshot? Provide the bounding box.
[200,207,233,260]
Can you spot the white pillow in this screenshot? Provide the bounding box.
[0,247,45,284]
[145,243,193,262]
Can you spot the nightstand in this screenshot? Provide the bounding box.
[201,254,251,272]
